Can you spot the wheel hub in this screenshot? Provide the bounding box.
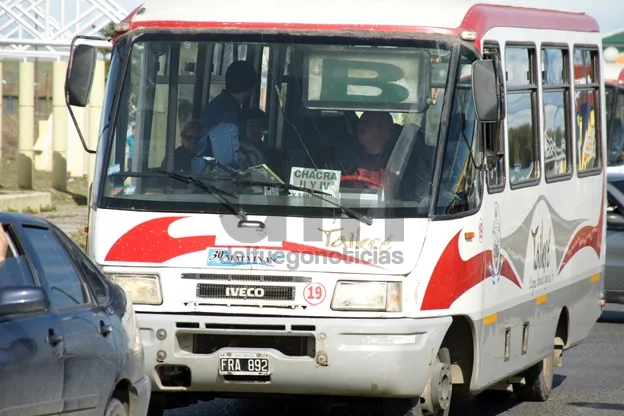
[431,361,452,411]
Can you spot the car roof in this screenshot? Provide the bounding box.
[0,212,53,227]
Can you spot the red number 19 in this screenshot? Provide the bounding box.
[304,282,326,305]
[307,285,323,299]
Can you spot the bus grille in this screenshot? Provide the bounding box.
[182,273,311,283]
[193,333,314,357]
[196,283,296,301]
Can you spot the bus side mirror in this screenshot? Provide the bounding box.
[472,60,503,123]
[66,44,97,108]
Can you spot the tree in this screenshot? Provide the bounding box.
[99,22,116,76]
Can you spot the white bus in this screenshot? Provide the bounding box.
[66,1,606,415]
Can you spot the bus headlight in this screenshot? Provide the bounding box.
[331,281,402,312]
[107,274,163,305]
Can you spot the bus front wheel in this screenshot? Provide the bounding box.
[383,347,452,416]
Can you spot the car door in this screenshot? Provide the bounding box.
[0,222,64,416]
[20,224,117,414]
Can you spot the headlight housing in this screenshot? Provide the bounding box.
[331,281,402,312]
[106,274,163,305]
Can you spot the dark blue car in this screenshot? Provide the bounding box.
[0,213,150,416]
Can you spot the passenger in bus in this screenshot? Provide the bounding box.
[192,60,257,174]
[245,108,268,143]
[239,108,269,169]
[333,111,395,189]
[125,122,135,169]
[161,119,202,173]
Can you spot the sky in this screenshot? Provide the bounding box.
[115,0,623,35]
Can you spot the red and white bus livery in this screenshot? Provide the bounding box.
[66,1,606,414]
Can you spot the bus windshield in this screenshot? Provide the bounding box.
[98,34,481,219]
[607,84,624,165]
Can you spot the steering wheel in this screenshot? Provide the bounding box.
[340,175,384,189]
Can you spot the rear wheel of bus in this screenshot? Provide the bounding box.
[383,347,452,416]
[512,349,554,402]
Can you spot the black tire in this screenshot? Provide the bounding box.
[513,351,554,402]
[104,398,129,416]
[382,398,424,416]
[383,347,451,416]
[476,389,512,403]
[147,403,165,416]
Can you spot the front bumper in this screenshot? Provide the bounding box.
[138,313,452,398]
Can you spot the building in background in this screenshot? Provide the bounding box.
[1,61,54,160]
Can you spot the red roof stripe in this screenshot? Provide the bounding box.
[127,20,459,36]
[122,3,600,40]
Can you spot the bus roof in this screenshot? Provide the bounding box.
[124,0,600,38]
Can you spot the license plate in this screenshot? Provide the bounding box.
[218,352,271,376]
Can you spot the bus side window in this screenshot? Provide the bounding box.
[505,44,541,186]
[574,47,602,173]
[542,46,572,179]
[483,43,506,191]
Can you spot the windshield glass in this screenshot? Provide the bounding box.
[99,34,481,219]
[607,85,624,165]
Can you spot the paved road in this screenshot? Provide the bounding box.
[166,304,624,416]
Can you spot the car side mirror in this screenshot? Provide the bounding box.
[607,212,624,231]
[472,60,504,123]
[0,286,49,316]
[66,43,97,108]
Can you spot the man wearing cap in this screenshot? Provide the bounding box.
[192,60,258,174]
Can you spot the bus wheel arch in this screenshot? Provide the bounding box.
[513,306,569,402]
[440,315,475,398]
[554,306,569,367]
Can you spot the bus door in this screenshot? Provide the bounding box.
[478,41,517,383]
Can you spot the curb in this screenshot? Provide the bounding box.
[0,191,52,212]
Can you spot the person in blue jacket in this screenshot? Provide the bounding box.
[192,60,258,174]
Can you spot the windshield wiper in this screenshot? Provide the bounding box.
[157,169,247,221]
[231,179,373,226]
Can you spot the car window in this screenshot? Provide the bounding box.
[0,224,35,288]
[607,191,616,211]
[55,230,109,304]
[611,179,624,196]
[22,226,89,309]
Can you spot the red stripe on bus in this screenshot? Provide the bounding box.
[420,231,521,311]
[104,216,380,267]
[104,216,216,263]
[558,180,605,274]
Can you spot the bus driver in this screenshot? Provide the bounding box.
[192,60,258,174]
[334,111,395,189]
